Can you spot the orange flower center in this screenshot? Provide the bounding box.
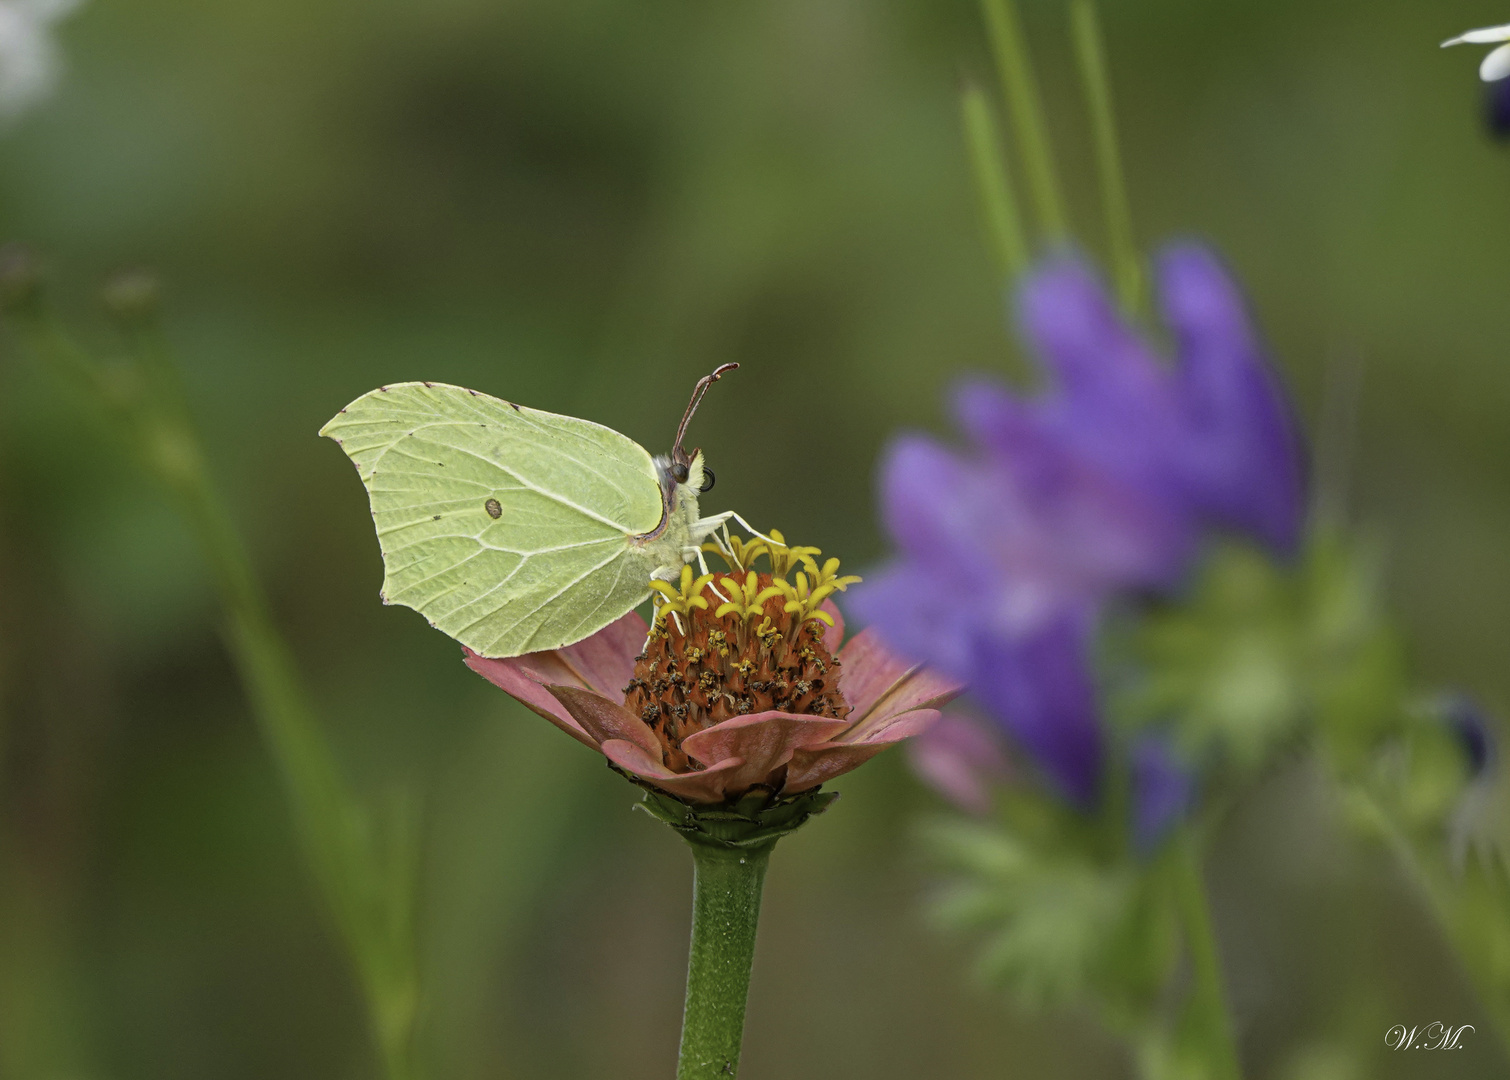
[623,525,864,779]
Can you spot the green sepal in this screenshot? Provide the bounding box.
[635,787,840,851]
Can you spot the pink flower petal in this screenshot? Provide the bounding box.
[599,739,747,803]
[554,610,648,697]
[547,686,664,760]
[464,651,596,749]
[836,628,964,742]
[681,711,850,779]
[462,611,649,750]
[784,709,942,793]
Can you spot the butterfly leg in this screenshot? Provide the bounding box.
[682,543,732,602]
[706,522,740,565]
[691,511,777,547]
[689,511,735,544]
[727,511,778,547]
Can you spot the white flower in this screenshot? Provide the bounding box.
[1443,22,1510,82]
[0,0,82,123]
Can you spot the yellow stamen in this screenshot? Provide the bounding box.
[714,571,785,623]
[799,554,863,599]
[754,615,783,650]
[775,570,838,626]
[649,563,716,626]
[702,533,768,572]
[764,528,822,578]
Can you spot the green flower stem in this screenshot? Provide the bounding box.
[961,82,1030,282]
[1345,786,1510,1059]
[2,274,422,1080]
[1172,833,1243,1080]
[1070,0,1143,314]
[980,0,1067,240]
[677,840,774,1080]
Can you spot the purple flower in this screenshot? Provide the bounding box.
[1008,249,1304,556]
[851,244,1302,812]
[1158,246,1305,553]
[965,608,1103,804]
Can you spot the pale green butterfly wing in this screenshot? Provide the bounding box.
[320,382,666,657]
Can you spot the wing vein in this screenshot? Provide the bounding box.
[461,547,626,644]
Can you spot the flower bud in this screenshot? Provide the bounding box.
[1489,77,1510,140]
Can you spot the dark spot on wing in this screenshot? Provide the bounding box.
[485,498,503,519]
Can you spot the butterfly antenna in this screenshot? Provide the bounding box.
[673,362,738,465]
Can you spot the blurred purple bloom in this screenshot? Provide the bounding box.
[1131,738,1196,852]
[965,609,1103,805]
[851,244,1302,813]
[1158,247,1305,552]
[1490,78,1510,139]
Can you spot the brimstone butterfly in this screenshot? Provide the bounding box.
[320,364,752,658]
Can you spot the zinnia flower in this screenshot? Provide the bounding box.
[464,538,962,805]
[850,244,1302,811]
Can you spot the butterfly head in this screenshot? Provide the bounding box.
[654,450,714,532]
[666,451,715,494]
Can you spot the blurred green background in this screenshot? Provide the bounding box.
[0,0,1507,1077]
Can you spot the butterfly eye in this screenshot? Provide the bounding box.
[671,462,690,484]
[699,467,715,493]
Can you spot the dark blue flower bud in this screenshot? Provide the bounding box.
[1489,77,1510,140]
[1443,694,1496,777]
